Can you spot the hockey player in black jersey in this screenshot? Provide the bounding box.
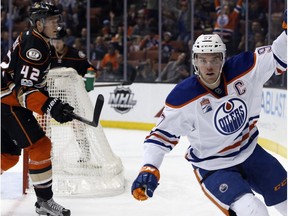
[50,28,98,163]
[1,2,72,215]
[50,27,97,77]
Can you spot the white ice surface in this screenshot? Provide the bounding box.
[1,128,286,216]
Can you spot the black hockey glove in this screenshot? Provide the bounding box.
[42,97,74,123]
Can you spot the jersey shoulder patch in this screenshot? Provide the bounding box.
[78,50,86,58]
[19,31,50,65]
[166,76,207,107]
[66,47,87,59]
[26,48,42,61]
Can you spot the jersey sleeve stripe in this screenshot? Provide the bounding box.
[144,139,173,151]
[144,128,180,151]
[149,128,180,139]
[273,53,287,69]
[145,133,178,145]
[21,90,48,115]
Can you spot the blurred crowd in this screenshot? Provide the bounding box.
[1,0,286,87]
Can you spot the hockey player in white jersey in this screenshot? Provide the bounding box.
[131,11,287,216]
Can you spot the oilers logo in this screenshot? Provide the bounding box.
[108,87,137,114]
[214,98,247,135]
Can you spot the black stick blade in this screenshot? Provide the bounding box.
[92,94,104,127]
[65,94,104,127]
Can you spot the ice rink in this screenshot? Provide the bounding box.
[1,128,286,216]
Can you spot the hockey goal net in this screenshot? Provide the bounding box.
[23,67,125,197]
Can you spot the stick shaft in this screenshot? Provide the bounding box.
[65,94,104,127]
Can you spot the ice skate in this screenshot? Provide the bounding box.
[35,198,71,216]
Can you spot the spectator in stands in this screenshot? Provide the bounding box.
[58,0,76,13]
[60,9,74,32]
[111,25,124,54]
[131,11,150,37]
[176,0,192,44]
[127,4,138,27]
[213,0,243,57]
[237,20,265,52]
[155,52,189,83]
[139,27,159,51]
[252,32,265,50]
[101,19,112,41]
[80,27,87,51]
[50,28,97,77]
[114,54,137,82]
[162,0,192,44]
[98,62,114,81]
[184,39,193,74]
[64,28,76,46]
[146,0,159,22]
[90,36,108,67]
[129,36,142,52]
[100,43,120,75]
[135,59,157,82]
[248,1,268,35]
[193,0,214,34]
[72,37,84,51]
[73,1,86,33]
[108,10,118,36]
[11,0,30,24]
[250,21,265,47]
[162,31,176,63]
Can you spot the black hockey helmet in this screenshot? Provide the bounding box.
[29,1,61,26]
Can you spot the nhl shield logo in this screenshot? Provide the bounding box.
[108,87,137,114]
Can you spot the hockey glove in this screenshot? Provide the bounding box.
[131,164,160,201]
[42,97,74,123]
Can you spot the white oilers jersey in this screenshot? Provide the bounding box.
[142,31,287,170]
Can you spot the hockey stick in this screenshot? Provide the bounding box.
[65,94,104,127]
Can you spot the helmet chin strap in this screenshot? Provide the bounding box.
[194,58,224,89]
[199,71,222,89]
[40,32,50,39]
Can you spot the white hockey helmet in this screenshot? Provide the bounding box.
[192,34,226,87]
[192,34,226,69]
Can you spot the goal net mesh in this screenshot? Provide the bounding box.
[31,67,125,197]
